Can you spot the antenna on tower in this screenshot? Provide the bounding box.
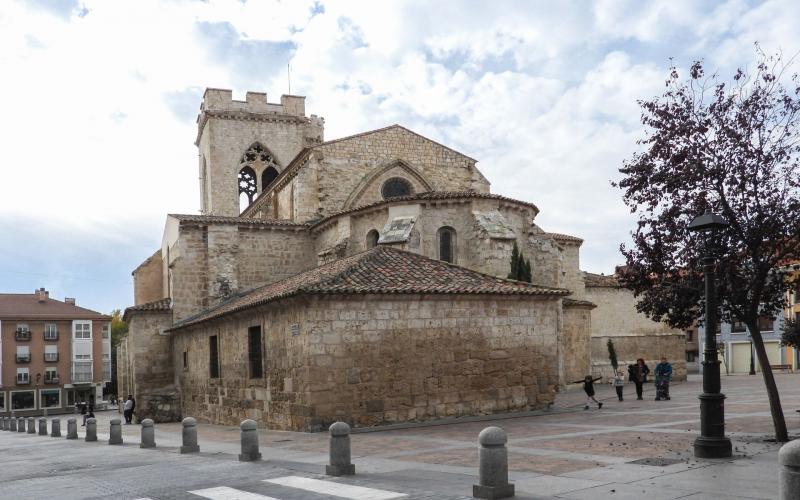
[287,60,292,95]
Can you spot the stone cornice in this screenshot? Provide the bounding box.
[195,110,311,146]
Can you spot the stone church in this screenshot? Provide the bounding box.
[118,89,684,431]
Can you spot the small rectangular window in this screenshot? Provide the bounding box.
[0,392,5,412]
[209,335,219,378]
[183,351,188,370]
[44,323,58,340]
[248,326,263,379]
[102,324,110,339]
[74,322,92,339]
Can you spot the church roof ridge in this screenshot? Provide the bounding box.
[168,213,309,227]
[546,232,584,244]
[169,246,569,331]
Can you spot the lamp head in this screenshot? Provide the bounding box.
[688,211,729,233]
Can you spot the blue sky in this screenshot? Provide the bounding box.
[0,0,798,314]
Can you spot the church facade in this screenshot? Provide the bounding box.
[118,89,684,430]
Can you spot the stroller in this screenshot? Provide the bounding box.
[655,377,670,401]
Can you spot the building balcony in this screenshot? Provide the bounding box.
[43,331,59,341]
[44,377,60,385]
[16,377,30,385]
[16,355,31,363]
[44,353,59,362]
[71,361,93,384]
[15,330,31,341]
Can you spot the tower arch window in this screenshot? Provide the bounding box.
[366,229,379,249]
[381,177,413,199]
[437,226,456,264]
[262,166,279,191]
[238,165,257,211]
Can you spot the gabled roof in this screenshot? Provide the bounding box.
[583,272,621,288]
[546,232,584,244]
[170,246,569,331]
[123,298,172,323]
[0,294,109,320]
[168,214,309,228]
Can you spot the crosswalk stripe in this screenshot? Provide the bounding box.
[189,486,282,500]
[264,476,407,500]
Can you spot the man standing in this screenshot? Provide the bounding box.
[654,357,673,401]
[123,395,134,424]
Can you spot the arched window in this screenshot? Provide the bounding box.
[262,166,279,191]
[366,229,379,249]
[438,226,456,264]
[238,166,257,211]
[381,177,413,199]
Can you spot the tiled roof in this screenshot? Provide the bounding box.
[0,293,109,320]
[312,191,539,228]
[170,246,569,331]
[169,214,309,228]
[583,272,621,288]
[123,298,172,322]
[546,232,584,244]
[563,298,597,308]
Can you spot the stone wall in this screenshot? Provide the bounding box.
[561,302,593,386]
[172,294,561,431]
[132,250,164,305]
[591,333,687,381]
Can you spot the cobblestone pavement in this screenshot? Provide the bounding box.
[1,373,798,499]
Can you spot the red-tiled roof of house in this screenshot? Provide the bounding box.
[169,214,309,227]
[123,298,172,322]
[0,292,109,320]
[170,246,569,331]
[583,272,621,288]
[546,232,584,243]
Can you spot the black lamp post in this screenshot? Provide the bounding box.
[688,211,733,458]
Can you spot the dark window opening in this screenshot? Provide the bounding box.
[238,166,257,211]
[209,335,219,378]
[183,351,188,370]
[262,166,279,191]
[366,229,379,249]
[731,320,746,333]
[248,326,263,379]
[438,227,456,264]
[758,315,774,332]
[381,177,412,199]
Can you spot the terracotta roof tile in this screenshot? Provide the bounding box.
[171,246,568,331]
[123,298,172,322]
[546,232,584,244]
[169,214,309,227]
[583,272,620,288]
[0,293,109,320]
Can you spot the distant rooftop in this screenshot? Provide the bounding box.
[0,288,109,320]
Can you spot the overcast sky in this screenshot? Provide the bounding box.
[0,0,798,314]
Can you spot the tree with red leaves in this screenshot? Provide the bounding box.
[615,47,800,442]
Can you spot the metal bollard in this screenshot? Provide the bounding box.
[238,419,261,462]
[108,418,123,445]
[140,419,156,448]
[180,417,200,454]
[38,417,47,436]
[51,418,61,437]
[27,417,35,434]
[10,417,17,432]
[66,417,78,439]
[326,421,355,476]
[85,418,97,442]
[779,440,800,499]
[473,426,515,499]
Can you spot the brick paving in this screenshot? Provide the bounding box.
[1,373,798,499]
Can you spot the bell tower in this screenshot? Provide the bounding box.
[195,89,324,217]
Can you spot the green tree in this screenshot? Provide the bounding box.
[110,309,128,347]
[607,339,618,371]
[508,242,532,283]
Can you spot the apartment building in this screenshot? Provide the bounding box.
[0,288,111,415]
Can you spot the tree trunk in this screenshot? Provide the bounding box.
[749,326,789,442]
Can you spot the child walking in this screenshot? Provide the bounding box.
[613,370,625,401]
[573,375,603,410]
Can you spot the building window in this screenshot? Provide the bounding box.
[11,390,35,410]
[685,330,693,342]
[437,226,456,264]
[248,326,263,379]
[262,166,279,191]
[44,323,58,340]
[238,166,257,209]
[209,335,220,378]
[44,367,59,383]
[74,322,92,339]
[16,368,30,385]
[0,392,5,412]
[15,323,31,341]
[16,346,31,363]
[183,351,188,370]
[40,389,61,409]
[381,177,412,199]
[366,229,379,249]
[758,316,774,332]
[731,320,747,334]
[102,324,110,339]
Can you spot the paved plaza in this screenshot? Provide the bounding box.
[1,373,798,499]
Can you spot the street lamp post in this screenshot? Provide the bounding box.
[688,211,733,459]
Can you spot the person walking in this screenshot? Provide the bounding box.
[628,358,650,400]
[654,357,673,401]
[123,395,134,424]
[613,370,625,401]
[80,401,88,426]
[573,375,603,410]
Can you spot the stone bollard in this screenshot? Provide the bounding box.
[38,417,47,436]
[18,417,26,433]
[140,419,156,449]
[10,417,17,432]
[180,417,199,454]
[1,417,6,431]
[85,418,97,442]
[51,418,61,437]
[238,419,261,462]
[326,421,355,476]
[66,418,78,440]
[473,426,515,499]
[108,418,123,445]
[779,439,800,499]
[27,417,36,434]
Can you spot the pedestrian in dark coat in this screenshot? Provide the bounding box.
[573,375,603,410]
[628,358,650,400]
